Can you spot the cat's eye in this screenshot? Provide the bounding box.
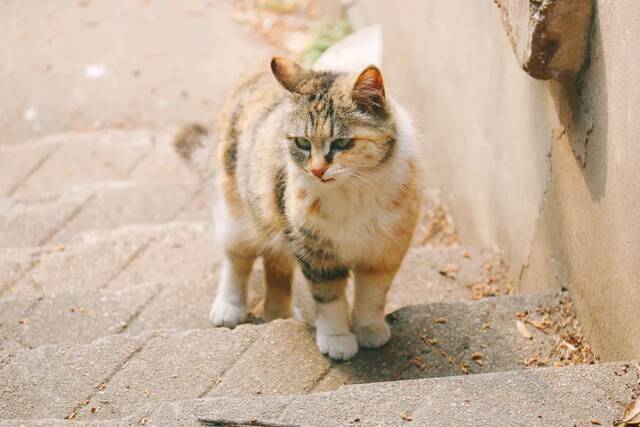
[331,138,354,151]
[293,137,311,151]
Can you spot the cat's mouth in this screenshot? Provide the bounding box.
[320,177,336,183]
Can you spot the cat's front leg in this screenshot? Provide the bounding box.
[210,249,255,328]
[352,265,398,348]
[301,262,358,360]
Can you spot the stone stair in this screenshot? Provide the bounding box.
[0,130,636,426]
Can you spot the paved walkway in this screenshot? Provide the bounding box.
[1,2,634,426]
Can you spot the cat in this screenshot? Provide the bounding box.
[174,57,421,360]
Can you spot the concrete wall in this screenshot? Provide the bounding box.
[522,0,640,361]
[351,0,640,360]
[349,1,558,284]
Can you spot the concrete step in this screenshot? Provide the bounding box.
[0,222,218,301]
[0,129,199,199]
[0,181,209,248]
[0,293,599,422]
[0,220,499,351]
[146,361,640,427]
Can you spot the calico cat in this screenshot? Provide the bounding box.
[175,57,421,360]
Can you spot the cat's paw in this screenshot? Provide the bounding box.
[353,321,391,348]
[316,332,358,360]
[209,299,247,328]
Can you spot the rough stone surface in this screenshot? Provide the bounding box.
[0,284,160,349]
[124,280,216,334]
[0,249,36,297]
[494,0,594,81]
[0,139,60,196]
[0,297,33,354]
[128,132,202,186]
[0,190,92,248]
[1,223,212,299]
[387,245,493,311]
[210,320,330,397]
[49,182,198,243]
[107,222,217,289]
[0,294,583,422]
[145,362,639,426]
[10,130,154,198]
[1,0,273,144]
[313,293,562,392]
[6,228,149,298]
[0,420,123,427]
[75,327,259,420]
[0,334,146,419]
[150,397,292,427]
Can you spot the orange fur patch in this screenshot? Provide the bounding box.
[296,189,307,200]
[308,198,321,215]
[357,262,398,276]
[391,182,411,208]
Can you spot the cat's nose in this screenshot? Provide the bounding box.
[310,166,328,178]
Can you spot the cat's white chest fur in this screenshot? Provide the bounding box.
[291,157,412,265]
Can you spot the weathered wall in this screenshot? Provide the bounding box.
[349,1,558,282]
[352,0,640,360]
[521,0,640,361]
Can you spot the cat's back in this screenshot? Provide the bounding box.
[216,69,290,225]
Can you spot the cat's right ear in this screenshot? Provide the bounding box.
[271,57,306,94]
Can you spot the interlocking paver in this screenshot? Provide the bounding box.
[11,130,153,198]
[107,222,217,288]
[145,362,638,427]
[7,227,150,298]
[209,320,330,397]
[0,190,93,248]
[74,327,260,420]
[2,284,161,349]
[49,182,198,243]
[0,138,60,197]
[0,334,146,419]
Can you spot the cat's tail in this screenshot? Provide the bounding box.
[172,122,216,178]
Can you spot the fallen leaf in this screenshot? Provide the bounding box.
[560,340,577,352]
[434,317,447,324]
[516,320,533,340]
[460,363,470,374]
[590,419,601,425]
[438,264,458,279]
[622,397,640,425]
[400,412,413,422]
[471,352,485,366]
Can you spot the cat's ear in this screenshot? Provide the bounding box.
[271,57,308,94]
[352,65,386,115]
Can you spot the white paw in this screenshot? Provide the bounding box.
[316,332,358,360]
[209,298,247,328]
[353,321,391,348]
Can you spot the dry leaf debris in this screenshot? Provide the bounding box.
[467,255,513,300]
[516,320,533,340]
[519,295,598,368]
[438,263,459,279]
[419,202,460,246]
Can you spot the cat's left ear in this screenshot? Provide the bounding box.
[352,66,386,115]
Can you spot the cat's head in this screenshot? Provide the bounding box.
[271,57,397,185]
